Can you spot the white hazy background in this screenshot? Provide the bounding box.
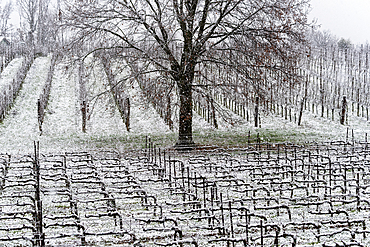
[309,0,370,44]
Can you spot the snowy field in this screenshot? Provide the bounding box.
[0,55,368,155]
[1,56,370,246]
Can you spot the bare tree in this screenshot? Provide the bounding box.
[17,0,53,54]
[37,0,50,48]
[17,0,38,50]
[63,0,311,148]
[310,29,338,48]
[0,2,13,37]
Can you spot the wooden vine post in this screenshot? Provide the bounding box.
[210,97,218,129]
[82,100,87,133]
[166,94,173,130]
[34,141,45,247]
[255,96,259,128]
[125,97,130,132]
[340,96,347,125]
[298,78,308,126]
[79,59,87,133]
[37,99,42,132]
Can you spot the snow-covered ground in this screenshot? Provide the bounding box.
[0,55,368,155]
[1,55,370,246]
[0,56,172,154]
[0,56,51,154]
[0,57,24,88]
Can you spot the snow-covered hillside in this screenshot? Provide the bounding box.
[0,56,51,154]
[0,55,368,155]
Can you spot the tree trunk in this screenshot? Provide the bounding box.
[175,80,195,150]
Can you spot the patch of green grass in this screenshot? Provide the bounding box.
[192,128,318,148]
[42,124,333,153]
